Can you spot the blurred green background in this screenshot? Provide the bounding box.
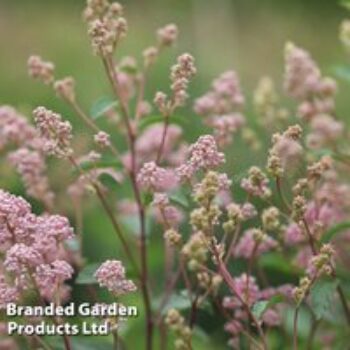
[1,0,349,348]
[0,0,348,110]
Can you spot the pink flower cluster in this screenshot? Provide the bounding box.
[234,229,278,259]
[33,106,73,158]
[194,71,245,147]
[284,43,342,149]
[176,135,225,182]
[223,274,292,348]
[0,106,54,208]
[137,161,178,192]
[95,260,136,295]
[0,190,74,305]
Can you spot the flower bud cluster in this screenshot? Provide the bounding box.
[155,53,196,113]
[54,77,76,102]
[176,135,225,182]
[254,76,288,127]
[291,195,307,222]
[27,55,55,85]
[293,276,311,305]
[268,124,303,173]
[222,203,243,233]
[33,106,73,158]
[94,131,111,148]
[165,308,192,350]
[157,24,178,47]
[307,244,335,278]
[241,166,271,198]
[0,190,74,305]
[181,232,208,271]
[194,71,245,147]
[262,206,280,231]
[95,260,136,295]
[85,1,127,56]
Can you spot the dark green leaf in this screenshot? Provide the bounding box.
[76,263,100,284]
[260,253,302,276]
[310,278,339,320]
[138,115,187,131]
[251,294,285,319]
[321,221,350,243]
[90,96,118,119]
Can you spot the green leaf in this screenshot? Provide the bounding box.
[310,278,339,320]
[332,65,350,83]
[321,221,350,243]
[252,300,269,319]
[76,263,100,284]
[76,157,122,173]
[251,294,285,319]
[90,96,118,119]
[138,115,187,131]
[260,253,302,276]
[169,188,190,208]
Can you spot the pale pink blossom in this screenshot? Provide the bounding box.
[95,260,136,295]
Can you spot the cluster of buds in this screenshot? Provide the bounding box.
[155,53,196,114]
[254,76,288,127]
[196,272,222,293]
[307,156,332,184]
[54,76,76,102]
[94,260,137,295]
[164,228,182,247]
[268,124,303,172]
[176,135,225,182]
[94,131,111,148]
[193,171,231,205]
[137,162,178,192]
[181,232,208,271]
[27,55,55,85]
[0,190,75,304]
[284,43,338,149]
[241,166,271,198]
[152,192,183,230]
[157,24,178,47]
[190,171,229,234]
[292,178,309,196]
[165,308,192,350]
[33,106,73,158]
[262,206,280,231]
[85,1,127,56]
[293,276,311,305]
[307,244,335,278]
[222,203,243,233]
[291,195,307,222]
[194,71,246,148]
